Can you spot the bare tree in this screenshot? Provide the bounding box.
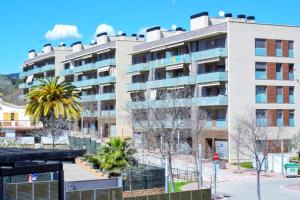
[290,131,300,162]
[234,108,279,200]
[190,107,208,188]
[232,117,243,172]
[128,87,192,192]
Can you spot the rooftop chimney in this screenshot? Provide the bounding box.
[237,14,246,22]
[175,27,186,34]
[96,32,108,45]
[146,26,161,42]
[225,13,232,21]
[190,12,209,31]
[43,43,52,53]
[71,41,82,52]
[246,16,255,23]
[28,50,36,59]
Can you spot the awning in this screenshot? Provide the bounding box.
[26,75,34,83]
[97,49,112,54]
[81,86,92,90]
[197,58,220,64]
[99,83,112,87]
[167,86,184,90]
[128,71,141,76]
[150,46,166,52]
[79,54,93,60]
[166,42,185,49]
[166,64,184,71]
[197,82,220,87]
[97,66,110,73]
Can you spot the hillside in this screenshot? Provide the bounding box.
[0,73,25,105]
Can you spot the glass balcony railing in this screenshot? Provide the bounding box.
[289,95,294,104]
[149,54,191,69]
[19,64,55,78]
[147,76,196,89]
[72,76,116,88]
[255,48,266,56]
[256,118,267,127]
[196,72,228,84]
[78,93,116,102]
[277,118,283,127]
[289,73,294,81]
[216,119,227,128]
[256,94,267,103]
[276,49,283,57]
[276,72,282,80]
[255,71,266,80]
[288,50,294,58]
[191,48,227,61]
[127,82,147,92]
[289,118,295,127]
[81,110,116,117]
[60,59,116,76]
[101,110,116,117]
[206,121,212,128]
[81,111,98,117]
[192,95,228,106]
[127,63,150,74]
[277,95,283,103]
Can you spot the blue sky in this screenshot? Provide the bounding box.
[0,0,299,74]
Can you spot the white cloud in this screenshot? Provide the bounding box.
[171,24,177,30]
[117,30,123,35]
[95,24,115,36]
[45,24,82,40]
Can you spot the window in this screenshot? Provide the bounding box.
[276,87,283,103]
[256,109,267,126]
[289,87,294,104]
[256,86,266,103]
[277,110,283,127]
[255,62,266,80]
[289,64,294,80]
[276,63,282,80]
[255,39,266,48]
[288,41,294,57]
[276,40,283,56]
[289,110,295,127]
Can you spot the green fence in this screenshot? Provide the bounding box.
[68,136,101,154]
[124,189,211,200]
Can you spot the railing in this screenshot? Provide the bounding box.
[289,73,294,81]
[289,118,295,127]
[192,95,228,106]
[256,94,267,103]
[147,76,196,89]
[19,64,55,78]
[127,82,147,91]
[277,95,283,103]
[256,118,267,127]
[60,58,116,76]
[196,71,228,84]
[276,72,282,80]
[72,76,116,88]
[216,119,227,128]
[276,49,283,57]
[78,93,116,102]
[127,62,150,74]
[277,119,283,127]
[101,110,116,117]
[255,71,266,80]
[255,48,266,56]
[289,95,294,104]
[0,120,42,129]
[288,50,294,58]
[191,48,227,61]
[19,79,43,89]
[149,54,191,69]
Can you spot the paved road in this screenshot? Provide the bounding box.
[63,163,100,181]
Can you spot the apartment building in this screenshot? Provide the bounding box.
[127,12,300,161]
[60,33,144,138]
[19,44,72,99]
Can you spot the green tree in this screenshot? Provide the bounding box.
[25,77,81,124]
[95,138,136,176]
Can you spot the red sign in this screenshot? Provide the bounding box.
[213,153,219,161]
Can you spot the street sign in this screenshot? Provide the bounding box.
[213,152,219,161]
[32,173,38,181]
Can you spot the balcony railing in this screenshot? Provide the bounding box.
[196,72,228,84]
[191,48,227,61]
[276,49,283,57]
[81,111,98,117]
[255,71,266,80]
[127,82,147,92]
[277,118,283,127]
[19,64,55,78]
[255,48,266,56]
[127,63,150,74]
[277,95,283,104]
[19,79,44,89]
[0,120,42,129]
[256,118,267,127]
[78,93,116,102]
[276,72,282,80]
[288,50,294,58]
[216,119,227,128]
[289,95,294,104]
[60,59,116,76]
[101,110,116,117]
[289,73,294,81]
[289,118,295,127]
[149,54,191,69]
[147,76,196,89]
[192,95,228,106]
[256,94,267,103]
[72,76,116,88]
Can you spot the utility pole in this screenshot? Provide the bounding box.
[165,156,169,193]
[212,152,219,200]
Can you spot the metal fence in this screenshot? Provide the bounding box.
[68,136,101,154]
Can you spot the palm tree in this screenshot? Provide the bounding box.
[25,77,81,124]
[97,137,136,176]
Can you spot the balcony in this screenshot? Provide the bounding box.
[191,48,227,62]
[72,76,116,88]
[19,79,43,89]
[289,118,295,127]
[78,93,116,102]
[127,63,150,74]
[149,54,191,69]
[0,120,42,129]
[277,118,283,127]
[127,82,147,92]
[255,71,266,80]
[288,50,294,58]
[276,72,282,80]
[101,110,116,117]
[192,95,228,106]
[277,95,283,104]
[81,110,98,117]
[289,95,294,104]
[276,49,283,57]
[196,72,228,84]
[255,48,266,56]
[216,119,227,128]
[60,59,116,76]
[256,94,267,103]
[19,64,55,78]
[148,76,196,89]
[289,73,294,81]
